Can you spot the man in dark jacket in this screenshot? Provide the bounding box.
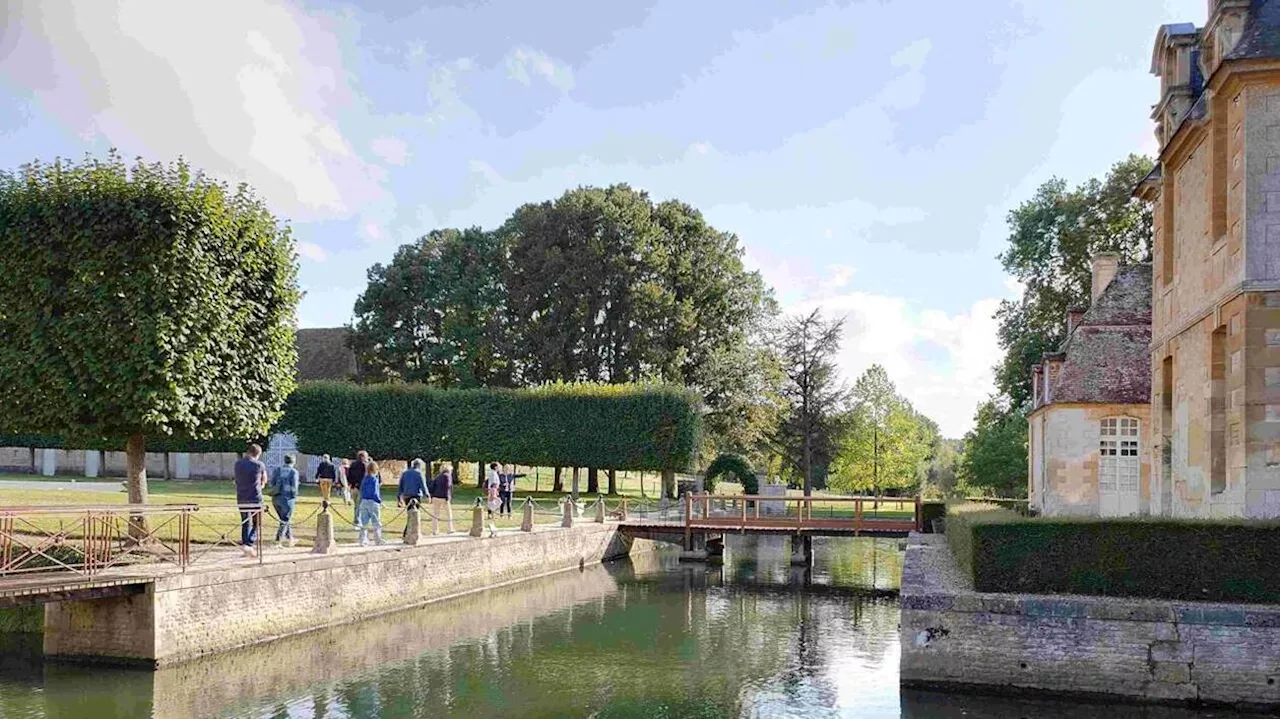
[428,464,454,535]
[347,451,369,500]
[314,454,337,503]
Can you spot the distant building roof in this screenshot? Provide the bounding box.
[1042,265,1152,406]
[1226,0,1280,61]
[296,327,358,382]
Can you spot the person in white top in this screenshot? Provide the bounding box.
[485,462,502,538]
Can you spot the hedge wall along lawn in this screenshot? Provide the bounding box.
[0,434,264,453]
[945,502,1280,603]
[280,381,702,472]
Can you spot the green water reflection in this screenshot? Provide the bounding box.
[0,536,1268,718]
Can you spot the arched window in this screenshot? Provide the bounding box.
[1099,417,1140,516]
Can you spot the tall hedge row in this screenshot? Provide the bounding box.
[278,381,702,471]
[945,502,1280,603]
[0,434,261,454]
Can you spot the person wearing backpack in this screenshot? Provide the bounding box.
[267,455,301,547]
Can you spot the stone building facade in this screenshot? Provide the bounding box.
[1140,0,1280,518]
[1028,257,1154,516]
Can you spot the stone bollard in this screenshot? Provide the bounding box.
[561,499,574,528]
[312,505,338,554]
[469,500,484,538]
[594,497,605,523]
[404,505,422,545]
[521,500,534,532]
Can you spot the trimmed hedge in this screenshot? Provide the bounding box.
[945,502,1280,603]
[704,453,756,493]
[278,381,702,471]
[0,434,263,454]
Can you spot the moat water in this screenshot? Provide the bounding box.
[0,536,1269,718]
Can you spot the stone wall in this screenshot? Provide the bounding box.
[1028,403,1152,517]
[900,533,1280,709]
[43,523,651,666]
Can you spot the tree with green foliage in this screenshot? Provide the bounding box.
[959,154,1153,497]
[770,309,848,496]
[994,154,1153,407]
[831,365,935,495]
[350,227,511,388]
[958,397,1027,497]
[703,453,757,494]
[0,153,300,517]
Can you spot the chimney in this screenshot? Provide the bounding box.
[1066,306,1087,336]
[1091,253,1121,303]
[1043,354,1065,404]
[1032,364,1043,407]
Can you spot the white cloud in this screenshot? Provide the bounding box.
[360,222,383,242]
[369,136,409,166]
[504,47,575,92]
[689,141,712,156]
[890,38,932,71]
[1,0,387,221]
[789,291,1002,438]
[468,159,504,185]
[296,241,328,262]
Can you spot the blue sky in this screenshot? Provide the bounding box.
[0,0,1202,436]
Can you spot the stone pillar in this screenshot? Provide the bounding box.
[41,448,56,477]
[174,453,190,480]
[404,506,422,545]
[561,500,574,528]
[594,497,605,523]
[84,450,100,479]
[312,510,337,554]
[790,535,812,566]
[469,502,484,537]
[521,500,534,532]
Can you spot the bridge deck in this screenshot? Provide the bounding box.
[619,517,916,537]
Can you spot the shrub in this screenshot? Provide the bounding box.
[945,502,1280,602]
[278,381,701,472]
[703,453,756,494]
[920,501,947,533]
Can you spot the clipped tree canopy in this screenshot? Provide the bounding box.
[0,152,300,446]
[279,381,703,472]
[704,453,757,493]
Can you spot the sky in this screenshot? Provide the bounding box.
[0,0,1205,437]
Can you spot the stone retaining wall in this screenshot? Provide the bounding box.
[44,523,649,666]
[900,533,1280,709]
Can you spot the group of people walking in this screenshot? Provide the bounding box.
[232,443,521,554]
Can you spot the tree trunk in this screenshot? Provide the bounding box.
[662,468,676,500]
[802,432,813,497]
[553,466,564,493]
[163,451,171,481]
[451,460,460,484]
[28,447,35,474]
[587,467,599,495]
[607,469,617,496]
[125,434,149,539]
[478,461,485,488]
[571,467,580,501]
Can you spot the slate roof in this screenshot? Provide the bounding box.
[1043,265,1152,406]
[1226,0,1280,61]
[296,327,358,382]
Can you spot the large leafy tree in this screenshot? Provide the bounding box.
[831,365,936,495]
[958,154,1153,498]
[350,227,511,388]
[770,309,849,496]
[994,154,1153,406]
[958,397,1027,497]
[0,153,300,512]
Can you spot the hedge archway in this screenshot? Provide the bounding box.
[704,453,757,494]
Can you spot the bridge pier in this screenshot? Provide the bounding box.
[679,533,708,562]
[790,534,813,567]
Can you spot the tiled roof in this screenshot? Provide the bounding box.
[1043,265,1152,406]
[296,327,358,382]
[1226,0,1280,61]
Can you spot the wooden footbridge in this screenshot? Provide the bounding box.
[616,493,922,563]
